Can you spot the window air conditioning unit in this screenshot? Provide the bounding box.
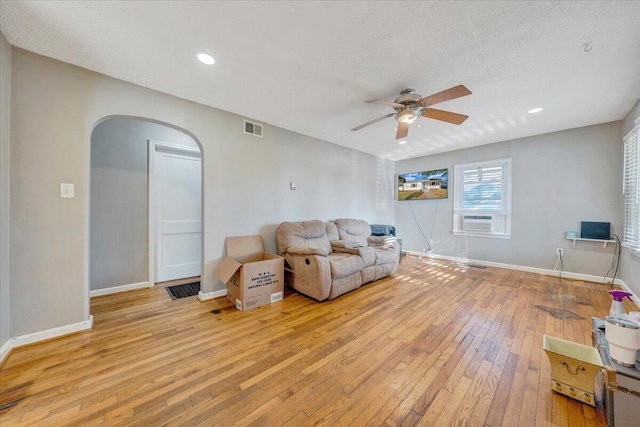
[462,215,493,232]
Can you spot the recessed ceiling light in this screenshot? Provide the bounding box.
[398,140,407,145]
[527,107,543,114]
[197,53,216,65]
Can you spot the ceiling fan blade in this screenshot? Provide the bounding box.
[396,122,409,139]
[418,84,471,107]
[365,99,404,108]
[351,113,395,131]
[421,108,468,125]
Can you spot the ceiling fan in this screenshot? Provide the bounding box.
[351,84,472,140]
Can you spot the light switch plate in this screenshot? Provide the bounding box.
[60,183,74,199]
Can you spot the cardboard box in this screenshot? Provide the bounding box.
[214,235,284,311]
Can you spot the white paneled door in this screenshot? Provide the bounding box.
[152,142,202,283]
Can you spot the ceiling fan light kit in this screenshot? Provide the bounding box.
[352,85,472,140]
[396,109,420,124]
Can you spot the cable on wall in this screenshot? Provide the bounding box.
[408,200,432,251]
[603,234,622,286]
[428,199,440,243]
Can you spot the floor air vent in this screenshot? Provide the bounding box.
[244,120,263,137]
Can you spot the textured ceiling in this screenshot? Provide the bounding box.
[1,1,639,161]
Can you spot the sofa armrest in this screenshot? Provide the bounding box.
[332,246,360,255]
[331,241,375,266]
[284,253,332,301]
[331,240,364,249]
[367,236,398,250]
[287,247,328,256]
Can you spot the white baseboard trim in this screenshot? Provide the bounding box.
[198,289,227,301]
[90,281,150,297]
[0,339,13,364]
[406,251,633,293]
[0,315,93,364]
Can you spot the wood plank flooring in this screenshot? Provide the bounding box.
[1,256,631,426]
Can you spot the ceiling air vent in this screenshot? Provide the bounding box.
[244,120,263,138]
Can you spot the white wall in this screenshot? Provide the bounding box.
[396,122,623,281]
[620,99,640,297]
[0,32,11,352]
[90,118,199,291]
[8,48,394,339]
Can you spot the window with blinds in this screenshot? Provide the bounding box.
[453,158,512,237]
[622,121,639,253]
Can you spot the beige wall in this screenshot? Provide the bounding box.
[8,48,395,338]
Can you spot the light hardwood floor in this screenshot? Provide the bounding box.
[1,256,630,426]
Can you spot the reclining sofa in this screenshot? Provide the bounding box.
[276,218,399,301]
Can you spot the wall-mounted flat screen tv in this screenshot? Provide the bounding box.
[397,168,448,200]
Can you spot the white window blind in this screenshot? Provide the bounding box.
[453,158,512,237]
[623,121,639,253]
[460,165,505,211]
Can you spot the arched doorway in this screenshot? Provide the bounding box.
[89,116,204,301]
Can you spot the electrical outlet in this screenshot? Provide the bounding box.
[428,239,434,245]
[422,247,427,253]
[556,248,563,256]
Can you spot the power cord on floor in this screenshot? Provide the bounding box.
[558,251,565,285]
[558,252,567,334]
[557,251,567,326]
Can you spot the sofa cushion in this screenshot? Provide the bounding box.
[325,221,339,241]
[334,218,372,246]
[277,220,332,256]
[327,252,364,279]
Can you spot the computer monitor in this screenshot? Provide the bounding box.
[580,221,610,240]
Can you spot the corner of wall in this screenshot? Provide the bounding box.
[0,30,13,356]
[619,99,640,297]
